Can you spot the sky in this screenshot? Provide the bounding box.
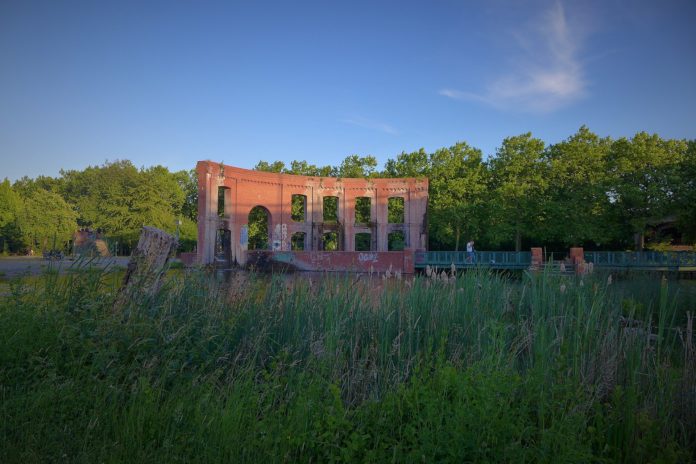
[1,0,695,181]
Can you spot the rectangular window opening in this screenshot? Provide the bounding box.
[388,197,404,224]
[322,231,338,251]
[388,230,405,251]
[323,196,338,223]
[355,233,371,251]
[355,197,371,224]
[291,194,306,222]
[291,232,306,250]
[218,186,232,217]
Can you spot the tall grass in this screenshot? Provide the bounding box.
[1,267,694,462]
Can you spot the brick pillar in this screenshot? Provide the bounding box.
[196,162,220,265]
[569,247,584,265]
[376,190,388,251]
[531,247,543,269]
[344,193,355,251]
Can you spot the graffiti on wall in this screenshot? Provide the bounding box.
[358,252,378,263]
[240,224,248,250]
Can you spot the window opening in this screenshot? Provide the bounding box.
[323,196,338,223]
[322,231,338,251]
[388,231,405,251]
[355,197,371,224]
[248,206,270,250]
[355,233,371,251]
[218,186,232,217]
[291,232,306,251]
[388,197,404,224]
[291,194,306,222]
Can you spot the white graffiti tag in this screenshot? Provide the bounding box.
[358,252,378,263]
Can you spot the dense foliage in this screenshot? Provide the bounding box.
[1,268,694,461]
[256,127,695,251]
[0,162,197,254]
[0,127,693,254]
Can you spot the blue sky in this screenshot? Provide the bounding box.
[1,0,695,181]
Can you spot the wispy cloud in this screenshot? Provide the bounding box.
[341,116,398,135]
[440,1,587,113]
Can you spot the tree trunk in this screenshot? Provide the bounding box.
[634,231,644,251]
[455,225,460,251]
[114,226,178,312]
[515,226,522,252]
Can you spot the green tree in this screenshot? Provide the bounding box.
[337,155,378,178]
[676,140,696,244]
[18,188,78,252]
[428,142,488,251]
[254,160,286,173]
[286,160,336,177]
[606,132,687,250]
[544,126,615,247]
[488,133,548,251]
[59,160,190,249]
[0,179,25,253]
[383,148,430,178]
[175,169,198,222]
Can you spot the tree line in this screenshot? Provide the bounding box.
[1,126,694,255]
[0,161,198,255]
[255,126,695,252]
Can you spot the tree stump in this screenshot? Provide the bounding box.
[114,226,178,311]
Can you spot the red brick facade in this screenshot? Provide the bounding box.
[196,161,429,266]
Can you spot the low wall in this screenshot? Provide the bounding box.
[246,250,415,274]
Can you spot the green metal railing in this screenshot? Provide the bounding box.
[584,251,696,269]
[416,250,696,271]
[415,251,532,269]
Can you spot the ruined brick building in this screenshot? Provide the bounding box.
[196,161,428,268]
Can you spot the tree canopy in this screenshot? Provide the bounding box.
[1,127,693,255]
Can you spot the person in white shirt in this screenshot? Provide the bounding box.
[466,240,475,263]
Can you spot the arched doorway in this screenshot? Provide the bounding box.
[248,206,271,250]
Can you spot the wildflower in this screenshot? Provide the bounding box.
[425,265,432,277]
[450,262,456,276]
[579,279,584,287]
[607,274,612,285]
[560,284,566,294]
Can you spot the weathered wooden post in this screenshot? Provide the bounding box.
[114,226,178,311]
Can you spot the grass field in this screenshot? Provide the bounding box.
[1,267,694,462]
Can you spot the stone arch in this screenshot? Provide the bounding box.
[248,205,271,250]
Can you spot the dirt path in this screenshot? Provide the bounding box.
[0,256,131,280]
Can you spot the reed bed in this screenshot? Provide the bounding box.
[1,266,694,462]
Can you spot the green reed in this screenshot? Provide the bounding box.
[0,266,693,462]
